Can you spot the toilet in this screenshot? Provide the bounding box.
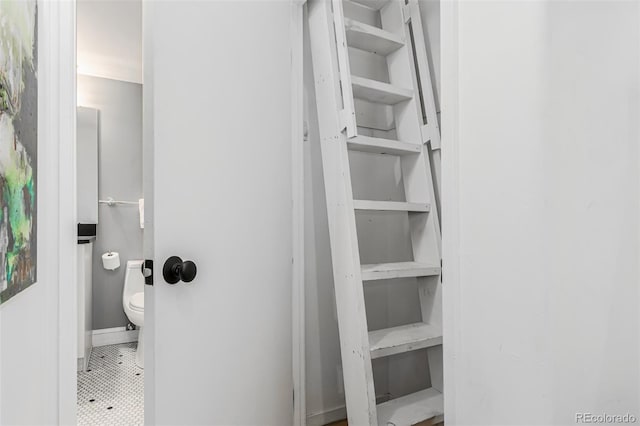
[123,260,144,368]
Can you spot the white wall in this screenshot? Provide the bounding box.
[77,0,142,84]
[0,286,58,424]
[443,1,640,424]
[0,2,75,424]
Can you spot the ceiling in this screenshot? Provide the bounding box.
[77,0,142,84]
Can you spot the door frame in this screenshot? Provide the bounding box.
[291,1,306,426]
[440,1,460,423]
[52,0,78,423]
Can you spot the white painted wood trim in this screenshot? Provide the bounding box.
[361,261,440,281]
[291,1,305,425]
[369,322,442,359]
[406,0,443,225]
[441,0,460,423]
[49,0,78,423]
[307,0,378,422]
[331,0,357,137]
[347,135,422,155]
[344,17,404,56]
[377,387,443,425]
[141,1,156,422]
[353,199,430,212]
[351,75,414,104]
[406,0,441,149]
[92,327,140,347]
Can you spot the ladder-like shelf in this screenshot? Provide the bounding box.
[344,18,404,56]
[351,76,414,105]
[349,0,391,10]
[353,200,430,212]
[347,135,422,156]
[361,261,440,281]
[308,0,443,424]
[377,388,444,426]
[369,322,442,359]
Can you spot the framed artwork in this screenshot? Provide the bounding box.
[0,0,38,304]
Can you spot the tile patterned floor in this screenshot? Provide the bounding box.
[77,343,143,426]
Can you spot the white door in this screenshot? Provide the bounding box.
[143,2,294,424]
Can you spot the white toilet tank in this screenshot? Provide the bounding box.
[123,260,145,301]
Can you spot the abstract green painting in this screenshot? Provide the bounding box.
[0,0,37,304]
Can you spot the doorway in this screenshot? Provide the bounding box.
[68,1,302,425]
[75,1,144,424]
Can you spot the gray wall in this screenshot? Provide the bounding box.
[77,107,99,223]
[419,0,440,115]
[78,74,143,330]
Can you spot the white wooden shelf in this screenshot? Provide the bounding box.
[361,261,440,281]
[349,0,390,10]
[353,200,430,212]
[351,76,413,105]
[369,322,442,359]
[344,18,404,56]
[377,387,444,426]
[347,135,421,156]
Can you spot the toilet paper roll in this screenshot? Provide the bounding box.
[102,252,120,270]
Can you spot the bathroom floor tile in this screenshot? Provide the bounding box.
[77,342,143,426]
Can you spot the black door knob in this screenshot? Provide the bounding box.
[163,256,197,284]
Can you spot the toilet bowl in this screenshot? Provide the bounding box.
[123,260,144,368]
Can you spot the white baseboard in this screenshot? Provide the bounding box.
[92,326,139,347]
